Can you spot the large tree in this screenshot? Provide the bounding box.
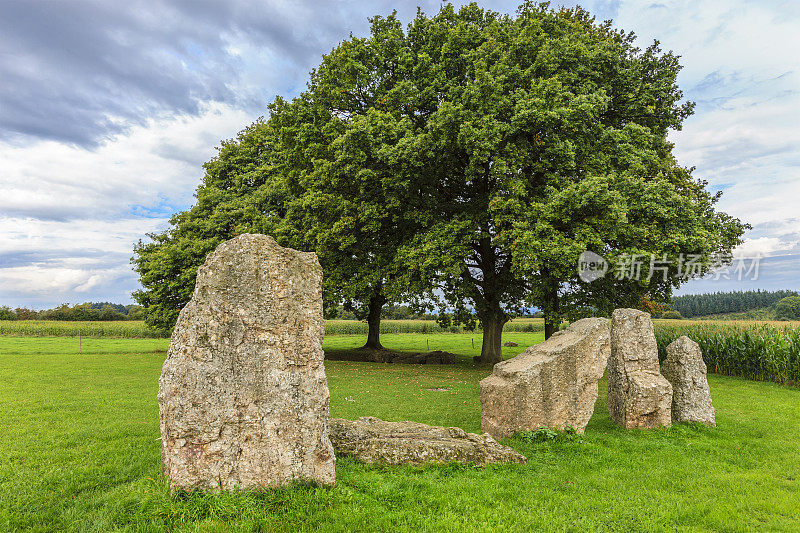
[394,3,746,361]
[132,14,420,347]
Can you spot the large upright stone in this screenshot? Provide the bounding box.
[606,308,672,429]
[158,234,335,491]
[662,336,716,425]
[479,318,611,439]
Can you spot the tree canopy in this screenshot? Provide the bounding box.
[392,2,746,360]
[133,2,747,362]
[775,296,800,321]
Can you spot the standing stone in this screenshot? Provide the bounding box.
[662,336,716,425]
[480,318,611,439]
[606,308,672,429]
[158,234,335,491]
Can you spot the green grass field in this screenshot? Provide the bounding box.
[1,333,799,531]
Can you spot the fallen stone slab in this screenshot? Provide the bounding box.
[158,234,335,491]
[479,318,611,439]
[662,336,716,425]
[606,308,672,429]
[329,417,526,466]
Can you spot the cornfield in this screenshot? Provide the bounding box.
[0,320,167,338]
[0,318,546,338]
[654,321,800,386]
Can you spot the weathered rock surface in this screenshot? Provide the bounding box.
[606,308,672,429]
[479,318,611,439]
[662,336,716,425]
[158,234,335,491]
[329,417,526,466]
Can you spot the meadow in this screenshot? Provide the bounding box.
[1,331,799,531]
[3,318,799,385]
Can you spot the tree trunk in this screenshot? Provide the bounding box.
[364,293,385,350]
[543,278,560,340]
[475,305,506,364]
[544,317,557,340]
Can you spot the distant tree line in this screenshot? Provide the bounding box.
[774,296,800,321]
[0,303,144,321]
[671,290,797,318]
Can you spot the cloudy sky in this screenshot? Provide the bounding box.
[1,0,798,309]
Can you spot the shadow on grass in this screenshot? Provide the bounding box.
[324,346,457,365]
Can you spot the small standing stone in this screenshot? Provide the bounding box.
[662,336,716,425]
[480,318,611,438]
[158,234,335,491]
[606,308,672,429]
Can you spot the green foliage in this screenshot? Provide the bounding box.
[654,322,800,385]
[518,426,579,444]
[2,303,142,321]
[774,296,800,321]
[690,307,779,321]
[661,310,683,319]
[12,307,39,320]
[672,290,797,318]
[380,304,434,320]
[126,305,145,320]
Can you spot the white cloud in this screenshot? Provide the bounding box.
[0,101,255,221]
[734,237,797,258]
[0,102,259,306]
[0,216,170,306]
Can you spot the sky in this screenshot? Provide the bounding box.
[1,0,799,309]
